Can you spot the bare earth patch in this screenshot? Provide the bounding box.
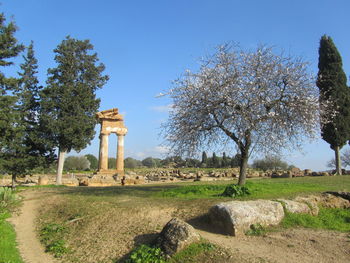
[199,229,350,263]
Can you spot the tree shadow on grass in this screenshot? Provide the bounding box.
[56,184,181,198]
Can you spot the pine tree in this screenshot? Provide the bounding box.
[317,35,350,175]
[0,13,25,186]
[17,41,55,171]
[41,36,109,184]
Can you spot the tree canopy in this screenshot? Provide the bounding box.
[317,35,350,175]
[162,44,319,185]
[40,36,109,184]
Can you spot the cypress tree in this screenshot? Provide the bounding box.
[222,152,228,167]
[317,35,350,175]
[0,13,25,186]
[212,152,220,168]
[41,36,109,184]
[201,151,208,165]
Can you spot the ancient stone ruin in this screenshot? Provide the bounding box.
[96,108,128,175]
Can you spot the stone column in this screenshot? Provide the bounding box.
[116,134,125,172]
[98,133,109,171]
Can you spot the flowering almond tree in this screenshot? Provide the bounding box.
[162,44,319,185]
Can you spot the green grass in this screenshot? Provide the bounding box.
[168,242,217,263]
[0,216,23,263]
[0,188,23,263]
[281,207,350,232]
[155,176,350,199]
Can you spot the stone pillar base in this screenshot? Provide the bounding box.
[95,170,124,176]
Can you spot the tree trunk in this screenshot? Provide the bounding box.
[56,149,67,185]
[335,146,342,175]
[238,150,249,185]
[11,174,16,189]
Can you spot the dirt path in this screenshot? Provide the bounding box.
[198,228,350,263]
[9,190,58,263]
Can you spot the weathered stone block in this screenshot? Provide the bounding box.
[209,200,284,236]
[277,199,311,214]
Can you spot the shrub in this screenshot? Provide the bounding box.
[126,244,166,263]
[220,184,250,198]
[0,187,20,213]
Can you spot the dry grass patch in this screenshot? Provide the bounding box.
[36,186,218,262]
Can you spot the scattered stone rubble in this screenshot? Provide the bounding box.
[0,167,346,187]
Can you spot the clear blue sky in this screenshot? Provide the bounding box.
[2,0,350,171]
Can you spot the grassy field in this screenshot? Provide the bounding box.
[33,175,350,262]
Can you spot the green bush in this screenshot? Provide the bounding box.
[126,244,166,263]
[220,184,250,198]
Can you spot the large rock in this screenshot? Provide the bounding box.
[294,195,320,216]
[209,200,284,236]
[62,178,79,186]
[38,175,49,185]
[324,191,350,202]
[277,199,311,214]
[319,193,350,209]
[157,218,200,257]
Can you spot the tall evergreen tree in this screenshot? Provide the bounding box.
[16,41,55,171]
[317,35,350,175]
[212,152,220,168]
[222,152,228,167]
[201,151,208,165]
[0,13,25,186]
[41,36,109,184]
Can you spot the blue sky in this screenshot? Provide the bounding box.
[2,0,350,171]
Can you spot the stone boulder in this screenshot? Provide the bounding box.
[319,193,350,209]
[157,218,200,257]
[38,175,49,185]
[290,167,303,177]
[324,191,350,201]
[304,169,313,176]
[62,178,79,186]
[294,195,320,216]
[78,177,89,186]
[277,199,311,214]
[209,200,284,236]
